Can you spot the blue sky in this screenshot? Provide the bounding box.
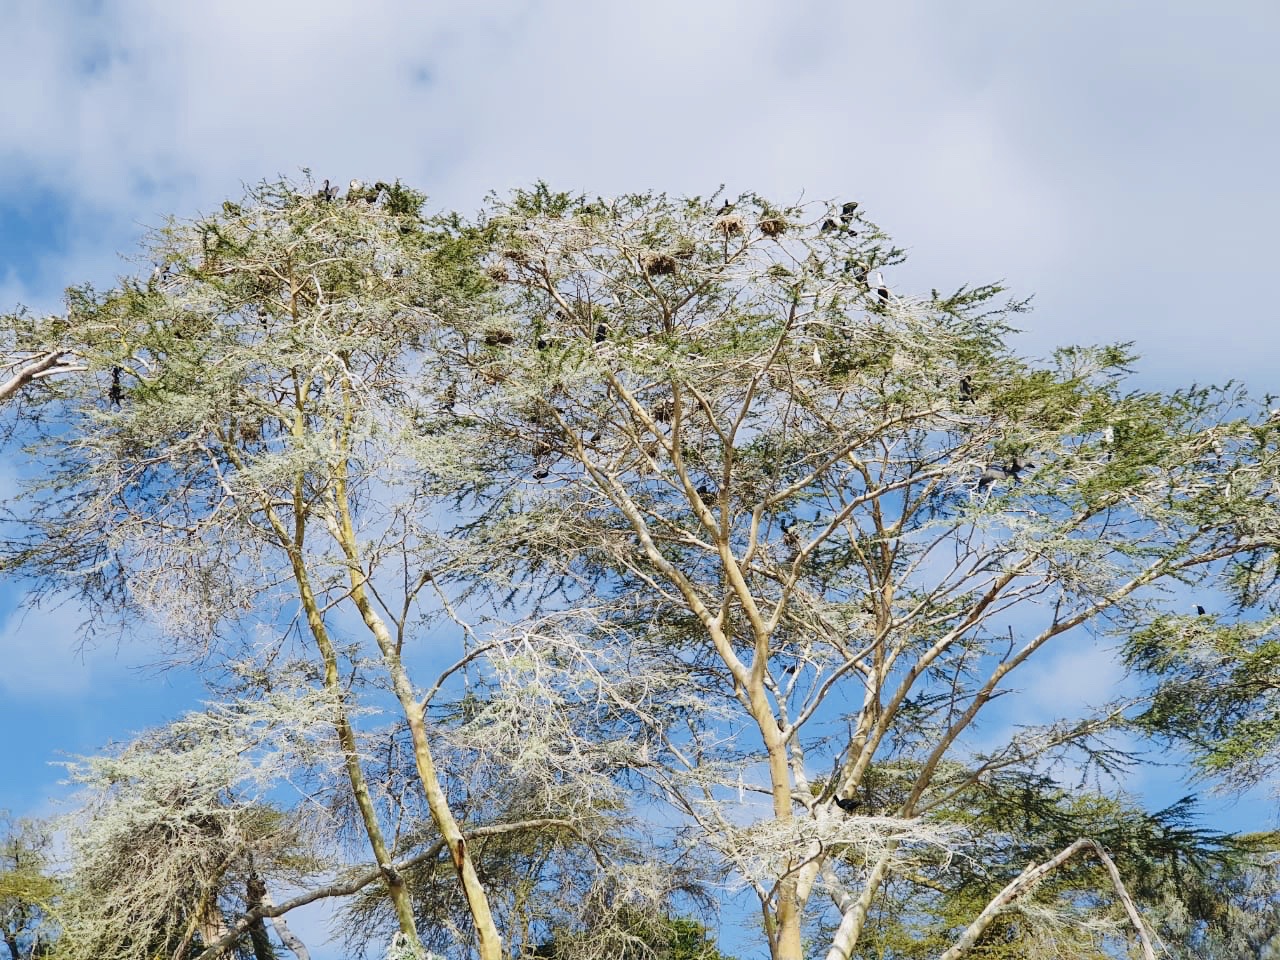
[2,0,1278,955]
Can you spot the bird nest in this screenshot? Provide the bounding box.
[713,214,746,236]
[485,263,510,282]
[482,327,516,346]
[758,216,788,238]
[640,250,678,276]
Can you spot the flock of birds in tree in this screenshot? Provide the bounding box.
[108,184,1199,510]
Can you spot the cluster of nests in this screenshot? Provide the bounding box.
[486,200,858,283]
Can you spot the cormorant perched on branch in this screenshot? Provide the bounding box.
[820,218,839,233]
[109,366,123,408]
[840,201,859,223]
[317,179,340,201]
[979,456,1034,493]
[959,375,974,404]
[834,795,859,813]
[1196,605,1206,616]
[718,200,734,216]
[594,322,607,344]
[1006,455,1033,482]
[977,463,1008,493]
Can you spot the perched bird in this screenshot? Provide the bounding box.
[718,200,734,215]
[834,795,859,813]
[696,484,715,502]
[977,463,1008,493]
[531,466,550,480]
[109,366,123,408]
[1006,455,1033,483]
[840,201,859,223]
[873,271,890,304]
[782,522,801,555]
[594,322,607,344]
[812,343,822,367]
[1102,425,1115,445]
[1196,605,1206,616]
[820,218,839,233]
[958,375,974,404]
[317,179,340,201]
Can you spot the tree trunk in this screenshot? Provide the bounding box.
[331,439,504,960]
[245,875,278,960]
[258,887,312,960]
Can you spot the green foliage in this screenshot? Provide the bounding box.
[4,176,1280,960]
[532,914,736,960]
[0,813,58,959]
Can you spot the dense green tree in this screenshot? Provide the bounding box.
[0,814,57,960]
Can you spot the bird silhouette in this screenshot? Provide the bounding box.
[1196,605,1206,616]
[840,201,859,223]
[959,375,974,403]
[834,795,859,813]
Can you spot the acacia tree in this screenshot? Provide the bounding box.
[0,179,596,960]
[417,185,1280,960]
[5,180,1279,960]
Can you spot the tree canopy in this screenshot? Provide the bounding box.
[2,177,1278,960]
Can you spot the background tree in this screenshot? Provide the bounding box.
[50,678,338,960]
[0,814,57,960]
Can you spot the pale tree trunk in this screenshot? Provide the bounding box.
[255,484,423,947]
[330,438,504,960]
[259,887,311,960]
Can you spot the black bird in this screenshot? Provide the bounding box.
[782,522,801,554]
[317,179,340,201]
[109,366,123,408]
[531,466,550,480]
[718,200,734,215]
[594,322,607,344]
[959,375,974,404]
[783,663,799,674]
[977,463,1008,493]
[696,484,715,502]
[536,335,549,350]
[820,218,839,233]
[1196,605,1206,616]
[834,795,859,813]
[1006,455,1033,483]
[840,201,859,223]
